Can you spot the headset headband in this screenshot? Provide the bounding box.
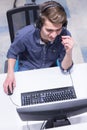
[41,4,60,13]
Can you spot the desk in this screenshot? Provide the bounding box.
[45,123,87,130]
[0,74,27,130]
[11,66,72,106]
[0,63,87,130]
[71,63,87,98]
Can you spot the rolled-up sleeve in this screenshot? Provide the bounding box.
[7,32,26,59]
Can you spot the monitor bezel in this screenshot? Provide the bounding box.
[16,98,87,121]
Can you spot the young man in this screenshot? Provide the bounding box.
[3,1,74,94]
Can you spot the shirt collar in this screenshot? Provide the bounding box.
[40,39,54,45]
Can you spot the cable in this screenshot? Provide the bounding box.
[13,0,17,8]
[26,121,30,130]
[40,120,47,130]
[68,70,74,87]
[26,120,47,130]
[9,97,31,130]
[9,96,19,107]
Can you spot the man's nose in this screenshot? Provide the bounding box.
[51,31,58,38]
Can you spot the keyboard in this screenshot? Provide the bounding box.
[21,86,77,106]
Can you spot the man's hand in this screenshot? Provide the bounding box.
[3,72,16,95]
[61,35,74,71]
[61,36,74,54]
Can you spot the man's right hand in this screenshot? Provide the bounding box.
[3,72,16,95]
[3,58,16,95]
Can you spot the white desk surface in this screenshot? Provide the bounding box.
[45,122,87,130]
[0,63,87,130]
[0,77,26,130]
[11,66,72,106]
[71,63,87,98]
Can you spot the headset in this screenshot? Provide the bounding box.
[36,1,67,29]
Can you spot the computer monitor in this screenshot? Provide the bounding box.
[16,98,87,129]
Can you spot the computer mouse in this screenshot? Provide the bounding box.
[7,85,13,95]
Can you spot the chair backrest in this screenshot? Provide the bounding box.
[4,4,39,73]
[6,4,39,43]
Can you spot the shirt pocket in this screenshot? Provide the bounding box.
[30,48,42,59]
[47,48,58,61]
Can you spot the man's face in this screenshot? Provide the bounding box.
[40,19,62,43]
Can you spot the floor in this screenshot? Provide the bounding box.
[0,0,87,73]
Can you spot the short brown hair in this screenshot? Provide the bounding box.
[38,1,67,28]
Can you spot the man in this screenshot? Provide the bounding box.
[3,1,74,94]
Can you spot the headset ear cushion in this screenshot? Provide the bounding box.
[63,20,68,27]
[36,16,42,29]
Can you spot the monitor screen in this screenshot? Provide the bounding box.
[16,98,87,128]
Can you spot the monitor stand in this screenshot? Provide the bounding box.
[44,118,71,129]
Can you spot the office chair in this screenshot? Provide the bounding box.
[7,4,39,43]
[4,4,39,72]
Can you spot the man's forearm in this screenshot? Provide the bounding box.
[61,53,73,71]
[7,58,16,73]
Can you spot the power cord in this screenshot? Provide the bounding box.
[13,0,17,8]
[26,121,30,130]
[26,120,47,130]
[68,70,74,87]
[40,121,47,130]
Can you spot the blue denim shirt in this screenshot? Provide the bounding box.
[7,25,71,71]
